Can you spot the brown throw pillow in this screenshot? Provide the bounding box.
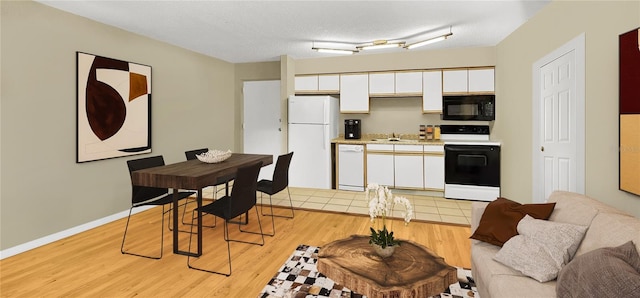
[557,241,640,297]
[470,197,556,246]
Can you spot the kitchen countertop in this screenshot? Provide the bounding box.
[332,134,445,145]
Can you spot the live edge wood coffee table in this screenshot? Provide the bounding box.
[317,235,457,298]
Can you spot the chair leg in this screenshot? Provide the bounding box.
[181,197,216,229]
[121,205,164,260]
[187,210,231,276]
[259,192,275,237]
[235,207,265,246]
[260,187,295,219]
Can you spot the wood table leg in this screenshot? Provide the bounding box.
[173,189,201,257]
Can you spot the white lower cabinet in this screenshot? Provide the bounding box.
[366,144,394,187]
[424,145,445,190]
[393,145,424,189]
[394,154,424,189]
[363,143,444,192]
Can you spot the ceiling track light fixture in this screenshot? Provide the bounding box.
[356,40,405,51]
[312,27,453,55]
[312,47,358,55]
[404,32,453,50]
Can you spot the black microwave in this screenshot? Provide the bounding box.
[442,95,495,121]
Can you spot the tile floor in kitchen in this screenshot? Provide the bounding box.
[202,186,473,226]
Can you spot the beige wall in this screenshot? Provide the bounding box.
[0,1,236,249]
[496,0,639,216]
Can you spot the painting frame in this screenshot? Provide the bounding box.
[76,52,152,163]
[618,28,640,196]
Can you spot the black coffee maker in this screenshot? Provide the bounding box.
[344,119,361,139]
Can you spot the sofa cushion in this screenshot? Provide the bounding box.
[549,191,632,216]
[472,241,522,277]
[470,197,556,246]
[487,275,557,298]
[576,212,640,256]
[472,241,533,298]
[494,215,587,282]
[470,201,489,234]
[556,241,640,298]
[547,191,630,226]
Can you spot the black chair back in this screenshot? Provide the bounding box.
[271,152,294,193]
[227,161,263,219]
[127,156,168,205]
[185,148,208,160]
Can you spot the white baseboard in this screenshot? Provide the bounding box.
[0,206,153,260]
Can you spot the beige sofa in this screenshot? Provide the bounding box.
[470,191,640,298]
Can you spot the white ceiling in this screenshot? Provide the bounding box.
[37,0,551,63]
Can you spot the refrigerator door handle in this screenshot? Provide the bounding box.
[323,128,327,149]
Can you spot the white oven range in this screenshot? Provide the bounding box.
[440,125,501,202]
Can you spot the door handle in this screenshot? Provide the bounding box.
[541,146,544,152]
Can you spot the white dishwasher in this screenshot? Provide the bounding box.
[338,144,365,191]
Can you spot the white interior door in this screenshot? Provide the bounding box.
[243,80,282,181]
[533,34,585,203]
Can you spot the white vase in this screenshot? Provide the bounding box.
[372,244,396,258]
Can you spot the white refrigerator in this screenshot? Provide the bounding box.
[288,95,339,189]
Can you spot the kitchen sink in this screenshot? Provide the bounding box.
[370,138,418,143]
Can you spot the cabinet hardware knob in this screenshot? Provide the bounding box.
[541,146,544,152]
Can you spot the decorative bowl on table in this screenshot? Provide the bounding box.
[195,149,232,163]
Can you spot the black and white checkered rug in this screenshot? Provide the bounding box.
[258,244,479,298]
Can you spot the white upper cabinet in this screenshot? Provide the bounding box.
[340,74,369,113]
[422,70,442,113]
[294,75,318,92]
[395,71,423,94]
[369,72,395,95]
[295,74,340,93]
[468,68,495,93]
[318,74,340,92]
[369,71,423,96]
[443,68,495,94]
[442,69,468,93]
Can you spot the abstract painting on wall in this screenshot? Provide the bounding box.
[619,28,640,196]
[76,52,151,163]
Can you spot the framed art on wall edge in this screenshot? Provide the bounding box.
[76,52,152,163]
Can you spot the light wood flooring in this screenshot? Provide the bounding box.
[0,202,472,297]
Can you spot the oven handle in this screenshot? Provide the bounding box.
[445,145,499,152]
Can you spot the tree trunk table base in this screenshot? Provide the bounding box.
[318,235,457,298]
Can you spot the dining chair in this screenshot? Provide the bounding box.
[257,152,294,235]
[187,161,264,276]
[121,155,195,259]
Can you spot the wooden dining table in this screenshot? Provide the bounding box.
[131,153,273,257]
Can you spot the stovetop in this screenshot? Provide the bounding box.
[440,125,490,141]
[440,125,490,135]
[439,125,501,145]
